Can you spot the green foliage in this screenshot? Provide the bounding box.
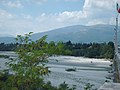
[42,81,76,90]
[0,41,114,59]
[0,43,17,51]
[5,32,49,89]
[63,41,114,59]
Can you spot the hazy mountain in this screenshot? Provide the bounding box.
[31,24,118,43]
[0,24,119,43]
[0,37,15,43]
[0,34,14,37]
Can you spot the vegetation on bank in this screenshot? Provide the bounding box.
[63,41,114,59]
[0,40,114,59]
[0,43,17,51]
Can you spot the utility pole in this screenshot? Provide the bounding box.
[115,14,119,55]
[115,3,120,55]
[113,2,120,82]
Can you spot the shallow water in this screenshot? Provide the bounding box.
[0,52,112,90]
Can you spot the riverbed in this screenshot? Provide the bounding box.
[0,51,112,90]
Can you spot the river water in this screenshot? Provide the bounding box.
[0,51,112,90]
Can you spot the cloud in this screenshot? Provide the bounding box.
[7,0,23,8]
[35,11,88,32]
[1,0,47,8]
[0,0,117,36]
[21,14,33,20]
[87,19,106,25]
[65,0,80,2]
[29,0,47,5]
[35,0,117,29]
[2,0,24,8]
[83,0,116,25]
[56,11,87,22]
[0,8,87,36]
[84,0,115,10]
[0,9,35,36]
[0,9,16,19]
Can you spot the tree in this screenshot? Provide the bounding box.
[5,32,64,90]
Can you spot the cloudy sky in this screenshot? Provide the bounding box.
[0,0,118,36]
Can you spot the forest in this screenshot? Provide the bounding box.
[63,41,114,59]
[0,40,114,59]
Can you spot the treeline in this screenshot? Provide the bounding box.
[63,41,114,59]
[0,43,17,51]
[0,41,115,59]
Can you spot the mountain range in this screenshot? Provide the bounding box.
[0,24,119,43]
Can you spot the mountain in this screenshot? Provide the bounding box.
[0,37,15,43]
[31,24,118,43]
[0,24,119,43]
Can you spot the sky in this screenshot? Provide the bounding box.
[0,0,119,36]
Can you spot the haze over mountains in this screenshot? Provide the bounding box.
[0,24,119,43]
